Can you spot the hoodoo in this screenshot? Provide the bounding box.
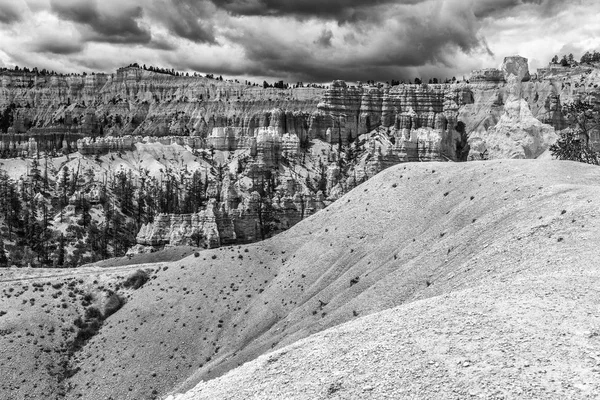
[469,56,557,158]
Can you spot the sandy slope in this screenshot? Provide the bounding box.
[3,159,600,400]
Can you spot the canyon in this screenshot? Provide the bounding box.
[0,56,598,262]
[1,56,600,400]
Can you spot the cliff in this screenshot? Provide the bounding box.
[2,60,600,261]
[4,63,599,161]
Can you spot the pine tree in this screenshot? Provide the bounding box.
[56,233,65,267]
[30,158,42,191]
[550,102,600,165]
[0,240,7,267]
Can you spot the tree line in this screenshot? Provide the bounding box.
[550,50,600,67]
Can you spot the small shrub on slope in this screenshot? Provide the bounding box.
[123,269,150,290]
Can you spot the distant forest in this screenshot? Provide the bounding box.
[550,50,600,67]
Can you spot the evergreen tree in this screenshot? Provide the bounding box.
[550,102,600,165]
[30,158,42,191]
[0,240,7,267]
[56,233,65,267]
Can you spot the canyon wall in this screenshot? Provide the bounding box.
[2,61,600,258]
[0,67,475,161]
[2,62,599,162]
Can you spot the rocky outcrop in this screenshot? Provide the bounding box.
[76,135,207,155]
[136,201,222,249]
[470,68,505,83]
[78,136,136,155]
[133,190,326,251]
[0,136,38,157]
[469,56,557,159]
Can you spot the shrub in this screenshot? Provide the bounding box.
[85,307,103,321]
[104,293,125,318]
[550,102,600,165]
[123,269,150,290]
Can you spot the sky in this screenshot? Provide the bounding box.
[0,0,599,83]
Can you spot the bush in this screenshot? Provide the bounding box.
[550,102,600,165]
[123,269,150,290]
[551,128,599,165]
[85,306,103,320]
[71,306,105,352]
[104,293,125,318]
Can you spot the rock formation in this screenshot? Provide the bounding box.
[133,189,326,252]
[135,201,222,250]
[469,56,557,159]
[313,80,474,159]
[3,62,598,162]
[0,67,474,161]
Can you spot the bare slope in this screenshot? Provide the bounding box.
[177,266,600,400]
[172,159,600,400]
[68,159,600,399]
[3,159,600,399]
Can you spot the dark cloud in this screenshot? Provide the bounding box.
[214,1,486,82]
[31,39,85,55]
[474,0,565,18]
[49,0,151,44]
[149,0,216,43]
[3,0,597,84]
[210,0,417,22]
[148,37,178,51]
[0,3,22,24]
[314,29,333,47]
[212,0,585,82]
[208,0,563,22]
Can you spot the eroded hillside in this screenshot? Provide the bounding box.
[2,159,599,399]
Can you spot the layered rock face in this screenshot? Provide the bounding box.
[136,201,222,249]
[469,56,557,159]
[0,68,322,137]
[0,67,474,162]
[134,189,326,251]
[2,62,599,163]
[313,80,474,160]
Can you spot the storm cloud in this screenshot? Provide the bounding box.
[50,0,152,44]
[0,0,598,82]
[210,0,406,22]
[0,2,22,24]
